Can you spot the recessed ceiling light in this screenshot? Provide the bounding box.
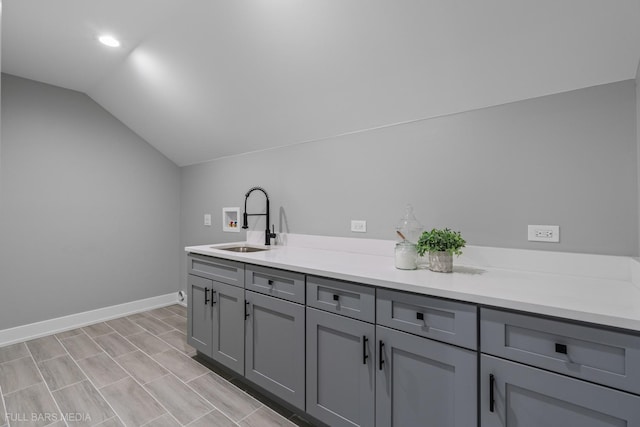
[98,35,121,48]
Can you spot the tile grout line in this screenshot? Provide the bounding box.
[0,382,10,427]
[24,340,70,427]
[183,409,240,427]
[78,329,183,427]
[0,354,33,366]
[120,315,254,423]
[50,333,126,427]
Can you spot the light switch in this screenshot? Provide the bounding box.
[204,214,212,226]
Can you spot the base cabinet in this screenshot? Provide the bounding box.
[187,274,213,355]
[376,325,477,427]
[245,290,306,410]
[306,308,375,427]
[481,355,640,427]
[187,274,245,375]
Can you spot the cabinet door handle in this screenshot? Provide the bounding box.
[211,290,217,306]
[489,374,495,413]
[333,294,340,301]
[379,341,385,371]
[362,336,369,365]
[204,288,209,305]
[244,301,250,319]
[555,343,568,354]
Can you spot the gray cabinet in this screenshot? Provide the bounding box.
[376,325,477,427]
[306,307,375,427]
[187,274,245,375]
[245,290,306,410]
[210,281,245,375]
[245,265,305,304]
[187,274,213,356]
[481,354,640,427]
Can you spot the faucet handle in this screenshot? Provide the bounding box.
[269,224,277,243]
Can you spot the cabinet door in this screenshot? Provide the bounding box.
[376,326,477,427]
[306,308,375,427]
[245,291,305,410]
[211,281,245,376]
[481,354,640,427]
[187,274,213,357]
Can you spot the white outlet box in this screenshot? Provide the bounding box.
[528,225,559,242]
[204,214,212,226]
[351,220,367,233]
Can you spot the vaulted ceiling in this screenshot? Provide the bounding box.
[3,1,640,166]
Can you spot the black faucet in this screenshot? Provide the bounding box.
[242,186,277,245]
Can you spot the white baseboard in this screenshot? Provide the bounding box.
[0,293,178,347]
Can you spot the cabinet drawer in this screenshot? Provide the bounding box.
[245,265,305,304]
[188,254,244,287]
[306,276,375,323]
[481,308,640,395]
[377,289,477,350]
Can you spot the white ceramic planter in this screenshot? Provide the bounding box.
[429,251,453,273]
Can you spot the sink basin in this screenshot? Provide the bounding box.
[213,244,269,253]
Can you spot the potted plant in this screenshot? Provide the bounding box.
[416,228,466,273]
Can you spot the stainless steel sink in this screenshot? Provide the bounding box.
[213,245,269,253]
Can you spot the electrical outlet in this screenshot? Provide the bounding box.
[528,225,559,242]
[351,220,367,233]
[204,214,212,226]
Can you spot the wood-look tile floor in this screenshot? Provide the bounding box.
[0,305,312,427]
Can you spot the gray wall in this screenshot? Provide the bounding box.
[637,60,640,256]
[0,74,181,330]
[181,79,638,290]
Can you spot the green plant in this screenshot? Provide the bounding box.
[416,228,466,256]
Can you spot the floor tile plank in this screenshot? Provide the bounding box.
[158,316,186,332]
[164,305,186,318]
[76,353,129,389]
[0,343,30,364]
[4,382,61,427]
[0,356,42,394]
[82,323,115,338]
[37,355,86,392]
[26,336,66,362]
[144,375,212,425]
[145,308,176,320]
[116,351,167,385]
[105,318,143,337]
[189,410,237,427]
[52,380,115,427]
[188,373,261,422]
[156,331,195,355]
[238,407,297,427]
[141,413,180,427]
[94,333,136,358]
[126,332,172,355]
[60,335,103,361]
[94,416,125,427]
[54,329,84,340]
[132,317,174,336]
[101,377,166,427]
[151,349,208,383]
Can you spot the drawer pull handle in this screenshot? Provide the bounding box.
[204,288,210,305]
[244,301,250,319]
[416,312,424,321]
[379,341,385,371]
[489,374,495,412]
[211,290,217,306]
[362,336,369,365]
[267,279,274,286]
[333,294,340,301]
[555,343,568,354]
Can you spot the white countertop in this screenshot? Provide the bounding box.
[185,240,640,333]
